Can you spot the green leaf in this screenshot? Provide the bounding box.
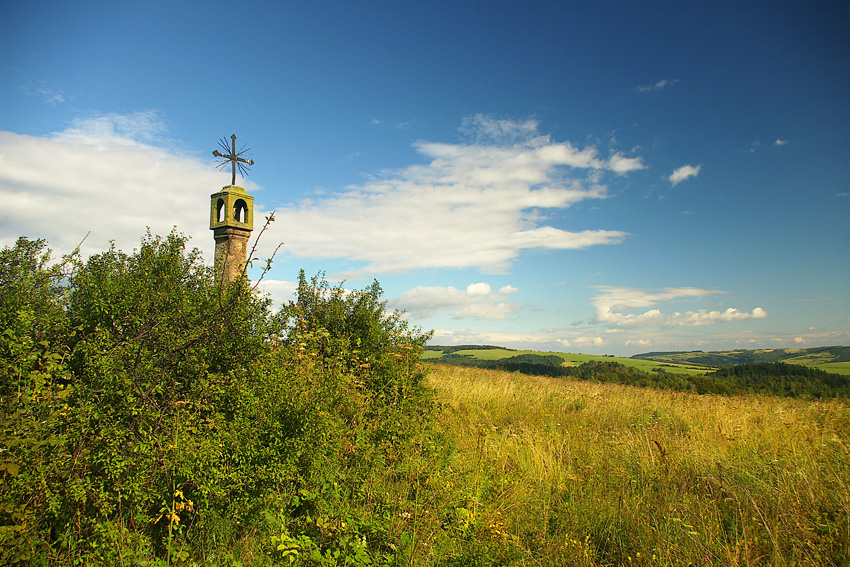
[0,462,21,476]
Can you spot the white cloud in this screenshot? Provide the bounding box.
[667,307,768,327]
[668,164,701,186]
[590,286,767,329]
[499,285,520,294]
[607,152,647,174]
[0,113,245,260]
[774,139,789,146]
[1,113,639,278]
[271,115,637,275]
[466,282,492,296]
[391,282,519,320]
[431,328,577,351]
[574,336,604,347]
[637,79,679,93]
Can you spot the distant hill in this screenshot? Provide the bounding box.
[631,346,850,374]
[424,346,850,399]
[425,344,850,375]
[423,345,709,375]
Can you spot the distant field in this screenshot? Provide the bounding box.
[425,347,711,375]
[818,362,850,375]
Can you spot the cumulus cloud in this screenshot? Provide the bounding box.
[0,113,240,259]
[667,307,768,326]
[272,114,637,275]
[391,282,519,320]
[668,164,701,186]
[590,286,767,329]
[607,152,647,174]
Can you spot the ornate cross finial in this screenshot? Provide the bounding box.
[212,134,254,186]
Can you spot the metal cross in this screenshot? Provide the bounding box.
[212,134,255,185]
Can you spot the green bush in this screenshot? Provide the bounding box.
[0,233,434,566]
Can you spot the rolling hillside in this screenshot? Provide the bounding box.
[631,345,850,375]
[424,344,850,377]
[424,344,850,399]
[423,345,711,375]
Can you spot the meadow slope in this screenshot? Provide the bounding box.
[426,364,850,565]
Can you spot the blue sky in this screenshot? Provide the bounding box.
[1,0,848,356]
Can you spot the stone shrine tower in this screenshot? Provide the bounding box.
[210,135,255,282]
[210,184,254,282]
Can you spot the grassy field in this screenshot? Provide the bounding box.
[424,364,850,565]
[819,362,850,375]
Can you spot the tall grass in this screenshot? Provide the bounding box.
[428,364,850,566]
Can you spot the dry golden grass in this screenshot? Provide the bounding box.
[427,364,850,566]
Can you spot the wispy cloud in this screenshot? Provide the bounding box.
[637,78,679,93]
[459,114,540,145]
[668,164,701,186]
[34,82,66,106]
[272,115,641,275]
[774,138,789,146]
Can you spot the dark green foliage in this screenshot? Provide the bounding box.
[0,234,435,565]
[424,345,513,355]
[428,353,566,377]
[497,354,568,377]
[701,362,850,398]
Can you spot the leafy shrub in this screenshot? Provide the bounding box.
[0,233,434,565]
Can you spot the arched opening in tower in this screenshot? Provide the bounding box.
[234,199,248,223]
